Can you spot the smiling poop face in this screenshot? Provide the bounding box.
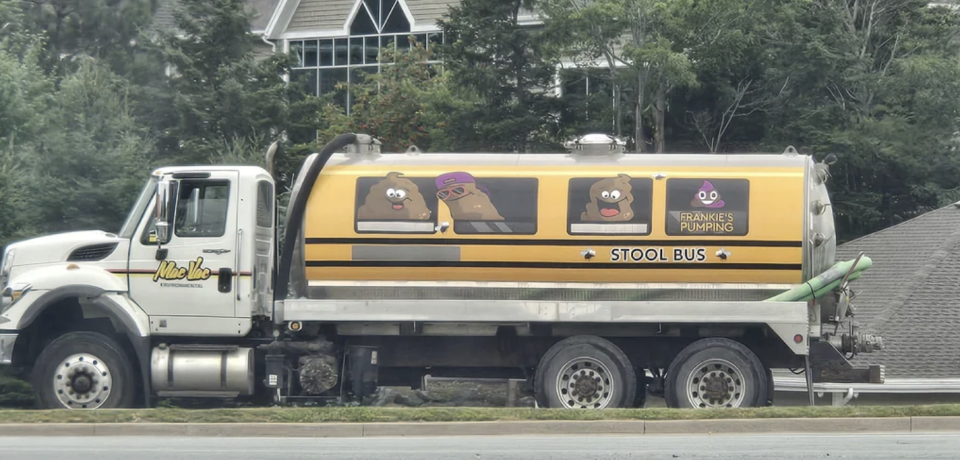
[357,172,432,220]
[690,180,725,209]
[581,174,635,222]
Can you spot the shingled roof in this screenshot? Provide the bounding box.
[153,0,280,34]
[838,202,960,378]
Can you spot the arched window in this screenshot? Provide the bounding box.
[288,0,445,144]
[350,0,411,36]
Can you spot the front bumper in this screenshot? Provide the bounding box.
[0,332,17,365]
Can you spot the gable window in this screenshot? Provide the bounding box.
[288,0,445,143]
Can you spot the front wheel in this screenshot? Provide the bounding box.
[32,331,137,409]
[664,338,768,409]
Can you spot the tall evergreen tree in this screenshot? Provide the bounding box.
[0,0,53,247]
[152,0,292,164]
[439,0,564,152]
[318,41,475,153]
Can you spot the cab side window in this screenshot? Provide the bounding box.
[175,181,230,238]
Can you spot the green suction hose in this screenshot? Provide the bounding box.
[765,256,873,302]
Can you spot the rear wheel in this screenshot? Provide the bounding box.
[664,338,767,409]
[32,331,137,409]
[534,336,637,409]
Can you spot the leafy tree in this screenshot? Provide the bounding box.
[16,0,158,75]
[544,0,733,152]
[14,58,154,235]
[0,1,53,247]
[674,0,789,153]
[759,0,960,240]
[319,40,474,153]
[540,0,632,139]
[439,0,564,152]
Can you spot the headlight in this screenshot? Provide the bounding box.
[0,282,30,311]
[1,282,30,301]
[0,248,13,288]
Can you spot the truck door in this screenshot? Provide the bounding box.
[127,172,240,321]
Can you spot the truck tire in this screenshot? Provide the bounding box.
[534,336,637,409]
[664,338,768,409]
[32,331,137,410]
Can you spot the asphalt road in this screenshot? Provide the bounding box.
[2,433,960,459]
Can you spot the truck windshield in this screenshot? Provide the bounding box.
[118,177,158,239]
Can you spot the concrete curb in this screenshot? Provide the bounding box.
[3,416,960,437]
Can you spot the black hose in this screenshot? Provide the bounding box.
[274,133,358,301]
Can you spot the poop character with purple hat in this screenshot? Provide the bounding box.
[435,172,505,221]
[690,180,725,208]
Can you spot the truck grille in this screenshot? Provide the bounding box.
[67,243,118,262]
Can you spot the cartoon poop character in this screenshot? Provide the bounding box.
[356,172,432,220]
[581,174,635,221]
[435,172,504,221]
[690,180,725,209]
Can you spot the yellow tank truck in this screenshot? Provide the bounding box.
[0,133,882,411]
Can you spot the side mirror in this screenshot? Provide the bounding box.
[154,177,173,244]
[822,153,838,165]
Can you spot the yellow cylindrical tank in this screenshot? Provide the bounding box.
[301,148,829,286]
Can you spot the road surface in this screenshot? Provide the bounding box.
[2,433,958,459]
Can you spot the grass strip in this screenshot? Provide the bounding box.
[3,404,960,424]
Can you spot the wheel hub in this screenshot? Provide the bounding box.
[701,373,731,401]
[685,358,746,408]
[555,357,615,409]
[54,353,113,409]
[573,373,599,397]
[71,373,93,393]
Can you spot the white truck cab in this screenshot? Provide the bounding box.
[0,166,276,408]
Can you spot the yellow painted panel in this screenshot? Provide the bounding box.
[306,266,803,284]
[305,244,801,265]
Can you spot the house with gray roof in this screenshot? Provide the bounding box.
[155,0,281,33]
[259,0,581,110]
[259,0,542,109]
[764,201,960,405]
[151,0,645,133]
[837,201,960,380]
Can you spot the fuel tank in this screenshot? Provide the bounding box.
[150,344,255,397]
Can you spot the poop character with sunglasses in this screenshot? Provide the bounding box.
[435,172,504,221]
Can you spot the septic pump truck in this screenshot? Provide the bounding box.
[0,133,883,410]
